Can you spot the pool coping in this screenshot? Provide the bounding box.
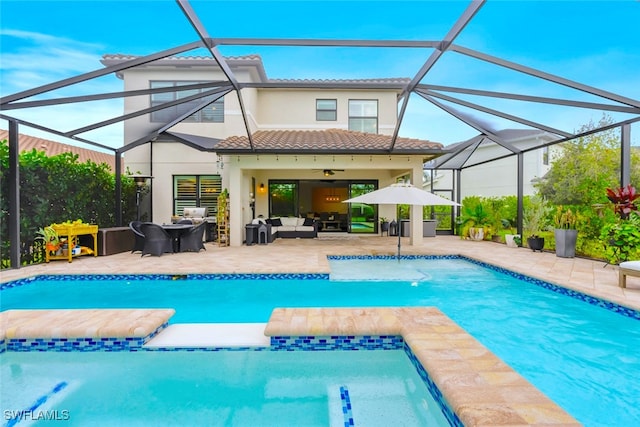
[3,255,638,320]
[265,306,580,427]
[0,306,580,426]
[0,309,174,351]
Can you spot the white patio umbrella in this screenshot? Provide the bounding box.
[342,182,460,258]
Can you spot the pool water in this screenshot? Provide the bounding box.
[2,257,640,426]
[1,350,448,426]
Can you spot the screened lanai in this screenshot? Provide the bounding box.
[1,0,639,268]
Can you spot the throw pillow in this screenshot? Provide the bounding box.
[303,217,314,226]
[271,218,283,227]
[281,217,298,226]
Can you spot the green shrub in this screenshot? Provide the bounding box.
[0,139,139,268]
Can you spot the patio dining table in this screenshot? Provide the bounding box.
[161,224,193,253]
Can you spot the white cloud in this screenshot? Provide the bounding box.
[0,29,105,77]
[1,29,123,148]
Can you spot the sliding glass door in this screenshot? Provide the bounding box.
[269,182,298,217]
[348,182,377,233]
[266,179,378,234]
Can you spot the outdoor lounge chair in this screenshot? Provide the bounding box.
[139,223,173,257]
[619,261,640,288]
[179,222,207,252]
[129,221,145,253]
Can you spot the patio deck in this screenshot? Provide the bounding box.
[2,235,639,311]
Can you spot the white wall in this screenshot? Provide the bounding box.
[147,142,222,223]
[256,89,399,134]
[429,136,557,200]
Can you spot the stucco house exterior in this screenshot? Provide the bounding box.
[427,129,559,200]
[101,54,448,246]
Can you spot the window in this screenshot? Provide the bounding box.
[151,81,224,123]
[542,147,549,165]
[269,182,298,217]
[348,99,378,133]
[173,175,222,215]
[316,99,337,121]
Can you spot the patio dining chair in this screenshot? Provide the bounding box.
[139,223,173,257]
[129,221,145,253]
[179,222,207,252]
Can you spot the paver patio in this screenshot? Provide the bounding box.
[2,235,639,311]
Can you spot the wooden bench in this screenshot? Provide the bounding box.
[619,261,640,288]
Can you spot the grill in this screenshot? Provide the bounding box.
[172,207,217,241]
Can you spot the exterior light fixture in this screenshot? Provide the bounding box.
[129,174,153,221]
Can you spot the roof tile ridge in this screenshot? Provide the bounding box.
[101,53,262,61]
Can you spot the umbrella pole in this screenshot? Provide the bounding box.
[397,230,401,260]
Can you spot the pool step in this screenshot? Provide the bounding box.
[144,323,270,348]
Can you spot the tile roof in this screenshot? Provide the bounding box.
[0,130,120,171]
[269,78,411,84]
[102,53,262,62]
[101,54,411,86]
[101,53,263,63]
[214,129,444,154]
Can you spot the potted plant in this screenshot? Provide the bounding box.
[513,234,522,247]
[601,212,640,264]
[379,217,390,234]
[35,226,61,255]
[523,196,548,252]
[456,202,492,241]
[553,206,578,258]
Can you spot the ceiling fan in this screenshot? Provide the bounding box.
[313,169,344,177]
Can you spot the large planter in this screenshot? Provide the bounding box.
[554,229,578,258]
[468,227,484,241]
[527,236,545,252]
[380,221,390,235]
[423,220,437,237]
[505,234,520,248]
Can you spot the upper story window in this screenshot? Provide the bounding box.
[150,81,224,123]
[316,99,337,121]
[348,99,378,133]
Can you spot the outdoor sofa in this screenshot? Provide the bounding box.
[250,217,318,242]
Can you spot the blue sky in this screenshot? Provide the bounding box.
[1,0,639,150]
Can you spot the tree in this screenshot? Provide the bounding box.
[535,115,640,206]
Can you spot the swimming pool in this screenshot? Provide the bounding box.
[2,255,640,426]
[1,350,449,426]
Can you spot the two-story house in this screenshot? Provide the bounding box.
[101,54,447,246]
